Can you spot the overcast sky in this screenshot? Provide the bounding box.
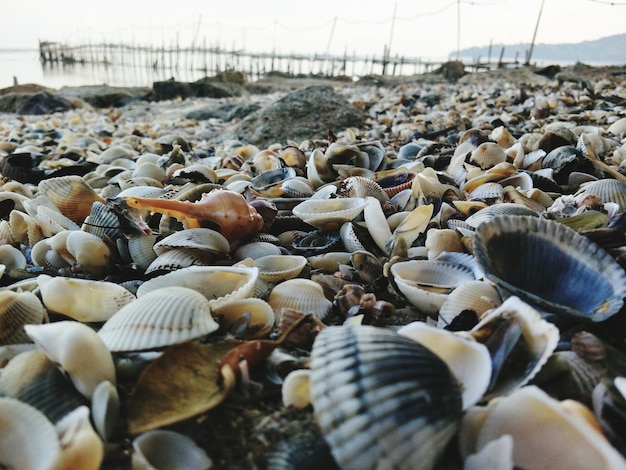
[3,0,625,60]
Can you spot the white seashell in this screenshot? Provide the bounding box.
[387,203,434,253]
[425,228,463,260]
[65,230,111,276]
[398,322,492,410]
[213,297,275,339]
[0,397,61,470]
[145,248,216,275]
[437,280,501,329]
[464,434,514,470]
[267,278,332,321]
[363,196,392,253]
[254,254,307,282]
[234,241,282,261]
[35,205,80,237]
[136,265,259,310]
[37,274,136,322]
[389,260,476,316]
[9,209,43,246]
[467,386,626,470]
[132,430,212,470]
[282,369,311,409]
[54,406,104,470]
[292,197,367,231]
[0,290,46,345]
[98,286,219,352]
[91,380,120,441]
[25,321,116,399]
[0,244,27,273]
[153,228,230,256]
[128,233,159,270]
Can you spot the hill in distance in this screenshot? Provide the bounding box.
[455,33,626,65]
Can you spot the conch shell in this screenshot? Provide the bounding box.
[125,189,264,242]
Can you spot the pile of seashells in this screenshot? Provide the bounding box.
[1,69,626,469]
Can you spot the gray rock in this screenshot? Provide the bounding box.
[17,91,73,115]
[226,85,368,147]
[56,85,150,108]
[151,79,244,101]
[186,103,261,122]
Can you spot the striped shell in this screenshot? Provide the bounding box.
[98,286,219,352]
[575,179,626,212]
[267,278,332,321]
[473,215,626,321]
[254,255,307,282]
[465,203,539,229]
[0,290,46,345]
[37,175,105,223]
[136,265,259,310]
[153,228,230,256]
[310,326,463,470]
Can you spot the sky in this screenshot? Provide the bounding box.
[2,0,625,61]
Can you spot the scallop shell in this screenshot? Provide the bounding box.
[464,203,539,229]
[37,274,136,322]
[136,265,259,310]
[467,182,504,201]
[575,179,626,212]
[234,241,282,261]
[98,286,219,352]
[132,430,212,470]
[469,142,507,170]
[0,290,46,345]
[127,233,159,270]
[0,397,61,470]
[81,201,124,240]
[389,260,476,316]
[267,278,332,321]
[213,297,275,339]
[0,244,27,273]
[37,175,105,223]
[473,215,626,321]
[310,325,463,470]
[153,228,230,256]
[337,176,390,203]
[254,254,307,282]
[25,321,116,399]
[292,197,367,231]
[35,205,80,237]
[144,248,217,275]
[397,322,492,410]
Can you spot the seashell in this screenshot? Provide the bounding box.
[91,380,119,441]
[469,296,559,400]
[136,265,259,310]
[464,385,626,470]
[251,149,282,173]
[0,397,61,470]
[464,434,514,470]
[389,260,476,316]
[145,248,217,275]
[397,322,492,410]
[250,167,296,197]
[292,197,367,231]
[425,228,464,260]
[308,251,352,272]
[81,201,124,240]
[132,430,212,470]
[291,229,342,257]
[254,254,307,282]
[125,189,264,243]
[54,405,104,470]
[37,274,136,322]
[490,126,516,149]
[608,117,626,136]
[153,228,230,257]
[575,178,626,212]
[279,146,307,169]
[0,244,27,273]
[467,182,503,202]
[556,210,609,232]
[98,286,219,352]
[372,169,416,196]
[0,290,46,345]
[363,196,392,253]
[37,175,106,223]
[267,278,332,322]
[464,203,539,229]
[171,164,217,184]
[337,176,390,203]
[65,230,111,277]
[325,142,370,173]
[25,321,116,399]
[437,280,501,329]
[128,233,159,270]
[473,215,626,321]
[35,205,80,237]
[306,148,332,188]
[9,209,43,246]
[358,140,386,172]
[386,203,434,254]
[310,325,463,470]
[213,297,275,339]
[469,142,507,170]
[282,369,311,409]
[234,241,282,261]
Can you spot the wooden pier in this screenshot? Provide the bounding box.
[38,40,515,85]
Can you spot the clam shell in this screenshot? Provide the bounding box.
[465,203,539,229]
[267,278,332,321]
[254,254,307,282]
[153,228,230,256]
[437,280,501,329]
[310,325,463,470]
[37,274,136,322]
[292,197,367,231]
[0,290,46,345]
[128,233,159,270]
[36,205,80,237]
[0,244,27,273]
[54,405,104,470]
[281,369,311,409]
[25,321,116,399]
[250,167,296,197]
[0,397,61,470]
[389,260,476,315]
[213,297,275,339]
[65,230,111,276]
[473,215,626,321]
[234,241,282,261]
[132,430,212,470]
[145,248,218,275]
[37,175,105,223]
[575,179,626,212]
[397,322,492,410]
[98,286,219,352]
[469,142,507,170]
[136,265,259,310]
[9,209,43,246]
[82,201,124,240]
[337,176,390,203]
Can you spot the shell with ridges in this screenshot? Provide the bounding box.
[310,325,463,470]
[267,278,332,322]
[213,297,275,339]
[253,254,307,282]
[437,280,501,328]
[98,286,219,352]
[0,290,46,345]
[152,228,230,256]
[37,175,105,223]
